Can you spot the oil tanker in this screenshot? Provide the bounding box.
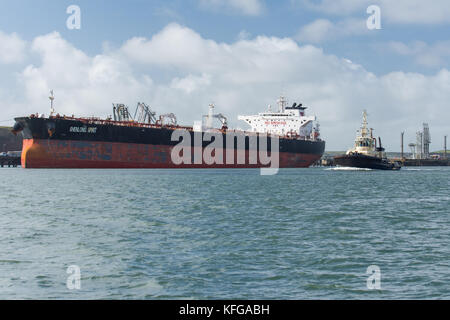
[12,94,325,169]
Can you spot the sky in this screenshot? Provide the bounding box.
[0,0,449,151]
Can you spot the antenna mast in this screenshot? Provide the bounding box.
[49,90,55,116]
[360,110,369,137]
[277,96,287,113]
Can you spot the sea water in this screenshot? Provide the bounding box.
[0,167,449,299]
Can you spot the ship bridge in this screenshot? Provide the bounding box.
[238,96,319,139]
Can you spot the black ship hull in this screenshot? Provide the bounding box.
[334,153,401,170]
[13,116,326,168]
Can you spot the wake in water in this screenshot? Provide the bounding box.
[326,166,373,171]
[403,168,446,171]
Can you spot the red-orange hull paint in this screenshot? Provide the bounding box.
[21,139,321,169]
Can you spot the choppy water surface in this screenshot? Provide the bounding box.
[0,167,449,299]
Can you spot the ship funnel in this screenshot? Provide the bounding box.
[206,104,214,129]
[376,137,385,152]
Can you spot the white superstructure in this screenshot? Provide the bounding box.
[346,110,385,158]
[238,96,320,140]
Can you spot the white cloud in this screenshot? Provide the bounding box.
[120,24,221,71]
[380,0,450,24]
[171,73,211,94]
[2,24,450,151]
[387,40,450,68]
[199,0,264,16]
[237,30,251,41]
[296,18,369,43]
[296,19,333,43]
[0,31,26,64]
[300,0,450,24]
[19,32,153,118]
[120,23,302,83]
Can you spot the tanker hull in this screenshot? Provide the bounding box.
[15,117,325,169]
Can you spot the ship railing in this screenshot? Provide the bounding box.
[39,114,322,141]
[43,114,192,131]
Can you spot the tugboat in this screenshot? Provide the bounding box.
[334,111,401,170]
